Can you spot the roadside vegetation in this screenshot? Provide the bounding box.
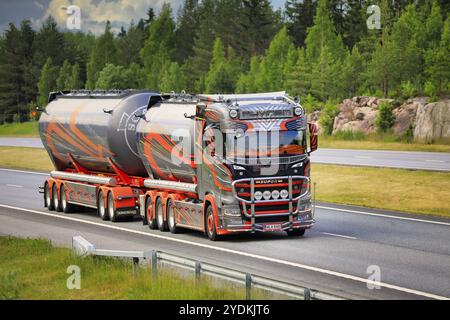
[0,237,271,300]
[0,122,39,137]
[319,131,450,153]
[0,146,449,218]
[0,147,52,172]
[312,164,450,218]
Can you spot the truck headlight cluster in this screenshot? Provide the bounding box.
[254,189,289,200]
[294,107,303,116]
[229,109,238,119]
[254,191,263,200]
[263,191,272,200]
[280,189,289,199]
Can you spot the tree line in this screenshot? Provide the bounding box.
[0,0,448,123]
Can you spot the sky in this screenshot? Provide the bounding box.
[0,0,286,35]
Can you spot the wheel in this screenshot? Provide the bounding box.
[146,196,157,230]
[205,205,221,241]
[155,197,168,231]
[167,199,179,234]
[44,182,54,211]
[107,192,119,222]
[60,185,75,213]
[52,184,61,212]
[98,191,108,221]
[286,229,306,237]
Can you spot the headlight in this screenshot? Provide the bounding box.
[263,190,272,200]
[271,190,280,199]
[229,109,238,119]
[294,107,303,116]
[280,189,289,199]
[233,165,245,171]
[254,191,263,200]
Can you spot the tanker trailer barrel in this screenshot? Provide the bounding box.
[39,90,162,177]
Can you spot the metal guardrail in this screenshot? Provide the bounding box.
[71,235,345,300]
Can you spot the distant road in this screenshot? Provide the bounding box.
[1,137,450,172]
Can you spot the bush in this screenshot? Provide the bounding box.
[375,101,395,133]
[302,94,320,113]
[319,100,340,135]
[424,81,438,102]
[400,81,417,98]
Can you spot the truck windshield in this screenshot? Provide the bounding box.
[226,130,306,159]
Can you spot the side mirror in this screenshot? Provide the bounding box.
[308,123,318,153]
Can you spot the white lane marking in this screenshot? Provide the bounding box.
[0,168,48,176]
[6,184,23,188]
[425,160,445,163]
[0,203,447,300]
[320,232,357,240]
[316,205,450,227]
[354,156,372,159]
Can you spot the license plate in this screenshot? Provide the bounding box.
[265,223,282,231]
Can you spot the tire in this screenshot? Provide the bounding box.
[60,185,75,213]
[286,229,306,237]
[146,197,157,230]
[205,205,221,241]
[52,184,61,212]
[107,192,119,222]
[98,191,108,221]
[156,197,168,231]
[167,199,179,234]
[44,182,54,211]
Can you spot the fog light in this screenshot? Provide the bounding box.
[271,190,280,199]
[263,190,272,200]
[254,191,263,200]
[223,207,241,217]
[280,189,288,199]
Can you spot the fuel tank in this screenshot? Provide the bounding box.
[136,101,197,183]
[39,90,159,176]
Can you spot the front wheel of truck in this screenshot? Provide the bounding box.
[286,229,306,237]
[205,205,222,241]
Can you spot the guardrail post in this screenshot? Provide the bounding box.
[195,261,201,281]
[151,250,158,278]
[132,257,139,276]
[245,273,252,300]
[304,288,311,300]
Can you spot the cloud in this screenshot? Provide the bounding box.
[34,0,184,35]
[34,1,45,11]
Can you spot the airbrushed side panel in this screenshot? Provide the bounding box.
[137,102,198,183]
[39,92,156,176]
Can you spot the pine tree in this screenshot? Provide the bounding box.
[32,16,65,68]
[175,0,200,63]
[86,21,118,89]
[68,63,82,90]
[238,0,279,57]
[141,4,176,90]
[117,22,145,67]
[285,0,317,47]
[37,58,59,106]
[425,17,450,94]
[56,60,72,91]
[341,46,364,98]
[304,0,346,63]
[236,56,261,93]
[286,48,312,97]
[205,38,240,93]
[160,62,187,92]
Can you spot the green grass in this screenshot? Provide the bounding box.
[0,237,271,300]
[312,164,450,218]
[0,121,39,137]
[320,132,450,153]
[0,147,53,172]
[0,146,449,218]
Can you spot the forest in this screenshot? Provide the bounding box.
[0,0,448,123]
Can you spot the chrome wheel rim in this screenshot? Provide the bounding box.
[99,194,105,218]
[53,185,59,209]
[157,201,163,227]
[45,185,50,207]
[168,202,174,229]
[108,195,114,220]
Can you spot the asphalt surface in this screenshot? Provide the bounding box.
[1,137,449,171]
[0,168,449,300]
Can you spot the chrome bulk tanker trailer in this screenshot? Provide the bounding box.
[39,90,318,240]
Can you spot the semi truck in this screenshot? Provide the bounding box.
[39,90,318,240]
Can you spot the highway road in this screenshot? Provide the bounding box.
[0,168,449,300]
[1,137,449,171]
